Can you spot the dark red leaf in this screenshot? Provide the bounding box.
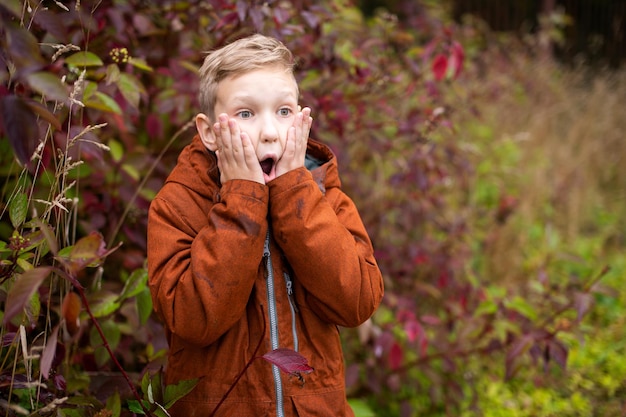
[389,342,403,370]
[301,11,320,28]
[249,7,264,31]
[405,319,423,343]
[53,374,67,391]
[0,95,40,166]
[32,8,68,41]
[261,348,314,376]
[40,325,60,379]
[448,41,465,79]
[4,23,46,76]
[25,99,62,131]
[215,11,239,30]
[62,292,82,336]
[3,266,53,325]
[573,292,594,321]
[431,54,448,81]
[2,333,17,347]
[60,231,121,274]
[547,340,568,370]
[236,0,248,21]
[505,333,534,380]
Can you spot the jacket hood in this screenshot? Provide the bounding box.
[165,135,342,197]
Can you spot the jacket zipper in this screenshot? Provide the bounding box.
[264,230,285,417]
[283,272,299,352]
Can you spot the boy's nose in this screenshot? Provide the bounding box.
[260,115,279,143]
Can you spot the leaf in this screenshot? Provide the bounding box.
[140,370,152,403]
[127,399,149,414]
[108,139,124,162]
[118,268,148,301]
[0,95,40,166]
[26,71,68,103]
[447,41,464,79]
[504,296,538,321]
[16,257,33,272]
[163,378,199,408]
[40,324,60,379]
[4,23,46,74]
[505,333,535,380]
[85,91,122,114]
[146,367,164,406]
[474,299,498,316]
[116,72,145,109]
[25,99,62,130]
[546,339,568,370]
[347,398,376,417]
[9,192,28,229]
[90,319,121,367]
[261,348,314,376]
[62,291,81,335]
[34,220,58,256]
[128,57,153,72]
[389,342,403,370]
[105,391,122,417]
[105,63,121,84]
[136,287,153,326]
[89,292,121,318]
[573,292,594,321]
[431,54,448,81]
[58,231,119,274]
[3,266,53,325]
[65,51,103,67]
[0,0,22,16]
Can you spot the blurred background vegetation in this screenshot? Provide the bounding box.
[0,0,624,416]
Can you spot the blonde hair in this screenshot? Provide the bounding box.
[198,34,297,120]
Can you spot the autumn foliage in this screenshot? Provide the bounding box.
[0,1,613,416]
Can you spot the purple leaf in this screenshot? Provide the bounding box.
[40,325,60,379]
[261,348,314,376]
[573,292,594,321]
[3,266,53,325]
[0,95,40,166]
[547,340,568,370]
[4,24,45,75]
[505,333,534,380]
[25,99,62,131]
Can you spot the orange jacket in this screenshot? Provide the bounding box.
[147,135,384,416]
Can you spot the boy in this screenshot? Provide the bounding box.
[147,34,384,416]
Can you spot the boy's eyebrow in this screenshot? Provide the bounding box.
[229,90,298,104]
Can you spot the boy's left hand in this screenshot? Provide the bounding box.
[275,107,312,178]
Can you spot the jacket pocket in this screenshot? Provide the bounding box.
[290,390,355,417]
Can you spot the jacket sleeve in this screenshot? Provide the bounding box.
[147,180,269,346]
[269,168,384,328]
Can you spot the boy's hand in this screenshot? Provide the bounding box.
[275,107,313,178]
[213,114,264,184]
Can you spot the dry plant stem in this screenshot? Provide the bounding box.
[107,119,196,248]
[74,286,154,417]
[209,306,267,417]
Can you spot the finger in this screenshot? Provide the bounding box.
[218,114,231,153]
[294,111,304,149]
[228,118,243,158]
[213,122,223,151]
[301,107,312,140]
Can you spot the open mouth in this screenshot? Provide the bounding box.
[260,158,275,175]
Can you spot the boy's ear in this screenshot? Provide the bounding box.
[195,113,218,151]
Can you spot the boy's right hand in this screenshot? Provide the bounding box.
[213,114,264,185]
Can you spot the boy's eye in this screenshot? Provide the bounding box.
[238,110,252,119]
[278,108,291,117]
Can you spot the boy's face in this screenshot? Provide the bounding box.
[196,66,301,183]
